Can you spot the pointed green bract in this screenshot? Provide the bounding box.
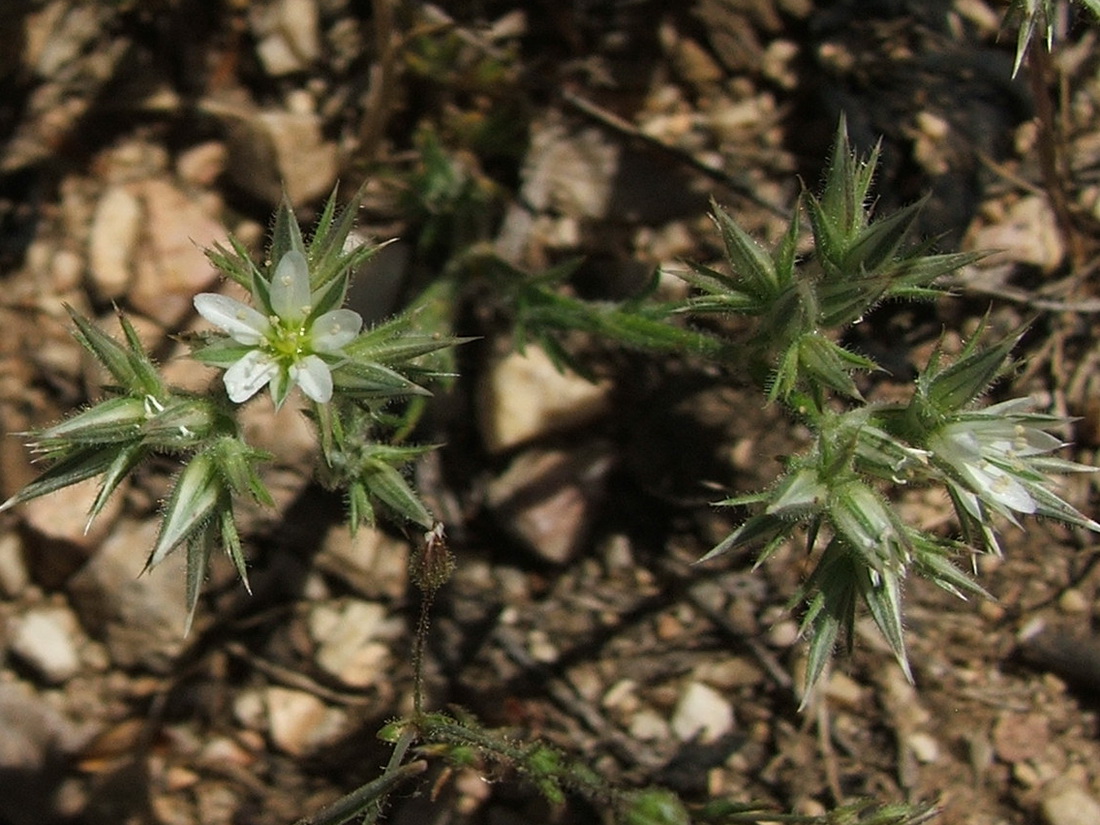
[147,451,222,571]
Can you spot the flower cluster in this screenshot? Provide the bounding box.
[194,249,362,406]
[678,124,1099,694]
[1,189,462,630]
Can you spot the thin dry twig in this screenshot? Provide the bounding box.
[560,89,792,220]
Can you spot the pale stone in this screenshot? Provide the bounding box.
[9,606,82,684]
[906,731,941,764]
[314,524,409,600]
[67,518,188,672]
[225,110,338,207]
[1041,778,1100,825]
[22,474,123,554]
[477,345,612,452]
[693,656,765,690]
[252,0,321,75]
[176,141,228,188]
[0,682,85,825]
[88,186,142,300]
[521,115,618,218]
[1058,588,1089,614]
[128,180,226,327]
[486,443,614,563]
[309,600,395,688]
[766,619,800,648]
[824,671,865,708]
[968,196,1065,273]
[671,681,734,743]
[0,530,29,598]
[630,709,672,742]
[265,687,345,757]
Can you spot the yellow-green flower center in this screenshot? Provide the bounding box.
[266,320,311,360]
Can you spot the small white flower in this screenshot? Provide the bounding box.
[928,412,1048,517]
[194,250,362,405]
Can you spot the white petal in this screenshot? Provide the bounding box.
[270,250,312,323]
[194,293,271,345]
[291,355,334,403]
[311,309,363,353]
[224,350,279,403]
[961,461,1036,514]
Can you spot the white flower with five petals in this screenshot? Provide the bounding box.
[194,250,362,405]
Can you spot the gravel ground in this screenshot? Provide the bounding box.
[2,2,1100,825]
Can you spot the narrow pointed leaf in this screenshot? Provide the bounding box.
[183,531,213,636]
[147,453,221,570]
[270,196,307,268]
[117,310,165,398]
[710,202,779,299]
[67,307,139,389]
[843,199,924,273]
[925,334,1019,413]
[860,565,912,681]
[86,441,146,531]
[0,446,118,514]
[364,461,433,528]
[220,507,250,593]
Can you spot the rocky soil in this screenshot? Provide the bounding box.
[2,2,1100,825]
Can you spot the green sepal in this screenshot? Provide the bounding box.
[184,529,214,636]
[909,533,990,601]
[308,268,352,321]
[698,511,790,562]
[270,195,307,274]
[842,198,924,275]
[34,397,147,448]
[117,310,166,398]
[346,480,375,530]
[828,480,908,573]
[267,367,293,411]
[190,339,256,368]
[146,451,221,571]
[205,235,264,293]
[67,306,163,398]
[676,263,760,314]
[139,397,218,449]
[796,539,858,700]
[210,436,275,508]
[219,506,250,593]
[922,329,1020,414]
[858,561,911,682]
[363,460,433,528]
[330,360,433,398]
[766,467,827,518]
[709,199,779,301]
[344,329,475,367]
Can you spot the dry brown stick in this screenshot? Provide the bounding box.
[494,625,667,770]
[559,89,792,220]
[223,641,374,706]
[1026,41,1088,273]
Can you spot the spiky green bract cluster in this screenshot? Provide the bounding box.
[705,321,1098,694]
[1008,1,1100,77]
[196,188,466,535]
[681,119,979,409]
[394,712,689,825]
[680,121,1098,695]
[370,712,934,825]
[3,187,464,631]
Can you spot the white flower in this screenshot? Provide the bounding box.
[927,402,1062,517]
[194,250,362,405]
